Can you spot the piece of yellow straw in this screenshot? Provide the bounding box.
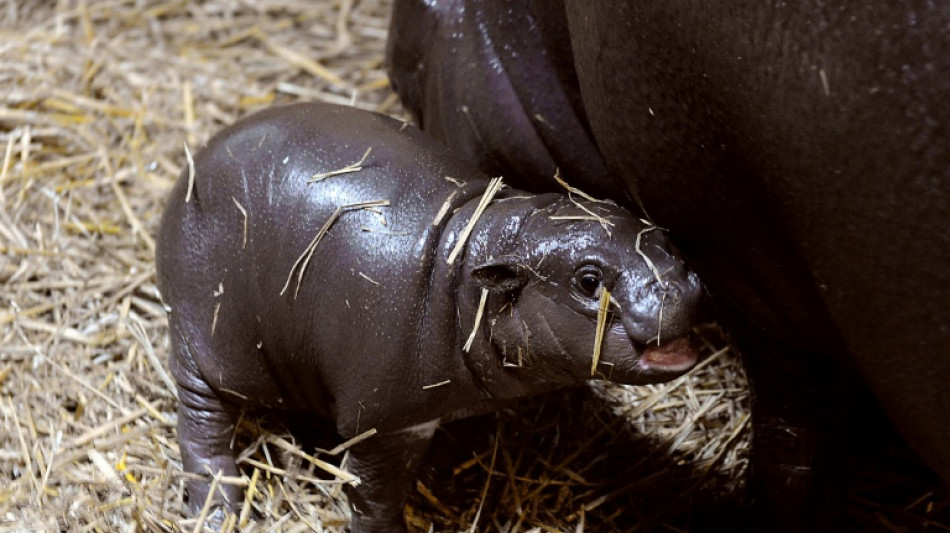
[447,177,503,265]
[463,288,489,353]
[591,288,611,376]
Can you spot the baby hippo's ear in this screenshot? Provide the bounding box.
[471,259,528,293]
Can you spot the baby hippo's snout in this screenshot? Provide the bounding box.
[600,236,706,381]
[622,269,704,343]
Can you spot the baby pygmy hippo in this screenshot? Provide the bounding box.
[156,102,703,532]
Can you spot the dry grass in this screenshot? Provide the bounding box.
[1,1,944,532]
[447,176,504,265]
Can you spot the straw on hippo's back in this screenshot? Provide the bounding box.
[155,102,704,532]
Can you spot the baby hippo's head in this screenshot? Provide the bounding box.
[468,196,705,386]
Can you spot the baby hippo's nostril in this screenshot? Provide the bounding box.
[621,267,704,346]
[655,270,703,303]
[654,280,682,298]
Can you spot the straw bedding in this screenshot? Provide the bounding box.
[0,1,944,531]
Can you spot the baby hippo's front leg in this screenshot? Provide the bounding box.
[345,422,439,533]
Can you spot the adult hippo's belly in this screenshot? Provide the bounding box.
[386,0,950,529]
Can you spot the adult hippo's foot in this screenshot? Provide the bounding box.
[724,315,852,531]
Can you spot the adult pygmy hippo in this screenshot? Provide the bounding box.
[156,102,703,532]
[386,0,950,529]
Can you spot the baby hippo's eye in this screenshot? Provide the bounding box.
[573,265,603,297]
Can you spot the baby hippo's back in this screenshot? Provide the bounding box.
[156,103,487,422]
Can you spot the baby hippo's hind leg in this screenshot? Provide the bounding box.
[345,422,439,533]
[170,331,244,521]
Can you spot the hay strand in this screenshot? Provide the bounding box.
[237,467,261,528]
[553,167,610,205]
[266,435,359,485]
[465,424,501,533]
[129,315,177,399]
[319,428,380,457]
[463,288,489,353]
[448,177,504,265]
[231,197,248,249]
[191,470,225,533]
[591,288,612,376]
[432,190,458,227]
[309,147,372,182]
[635,225,666,286]
[423,380,452,390]
[253,27,347,87]
[280,199,390,298]
[358,271,380,285]
[184,141,196,203]
[553,168,614,234]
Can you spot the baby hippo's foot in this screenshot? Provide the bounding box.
[344,423,439,533]
[174,373,245,526]
[184,505,233,532]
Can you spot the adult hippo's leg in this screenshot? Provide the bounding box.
[385,0,623,200]
[718,307,851,530]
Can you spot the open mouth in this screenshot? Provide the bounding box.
[637,336,699,373]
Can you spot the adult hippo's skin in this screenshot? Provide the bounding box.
[386,0,950,529]
[155,102,704,532]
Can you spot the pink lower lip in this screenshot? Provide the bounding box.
[639,337,699,372]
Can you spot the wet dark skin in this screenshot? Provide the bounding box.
[156,102,704,532]
[386,1,950,530]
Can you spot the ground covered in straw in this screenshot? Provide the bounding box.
[0,1,945,532]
